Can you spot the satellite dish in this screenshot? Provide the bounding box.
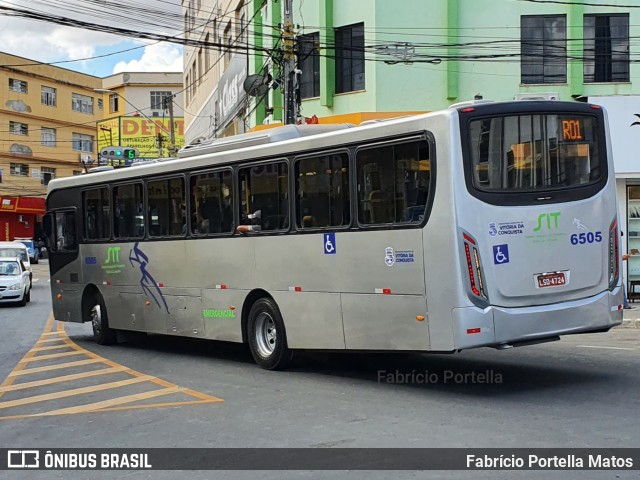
[243,74,272,97]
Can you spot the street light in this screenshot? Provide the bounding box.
[94,88,177,157]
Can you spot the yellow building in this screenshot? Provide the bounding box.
[0,52,102,198]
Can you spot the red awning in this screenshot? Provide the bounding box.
[0,196,46,214]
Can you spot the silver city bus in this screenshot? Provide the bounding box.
[45,100,623,370]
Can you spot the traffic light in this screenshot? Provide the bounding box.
[100,146,139,161]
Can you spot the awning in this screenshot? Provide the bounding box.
[0,196,46,214]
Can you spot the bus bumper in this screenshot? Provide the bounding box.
[51,287,83,323]
[452,288,624,350]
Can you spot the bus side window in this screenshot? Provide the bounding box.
[357,139,431,225]
[295,152,350,229]
[238,162,288,232]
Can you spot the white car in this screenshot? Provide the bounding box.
[0,257,31,306]
[0,242,32,288]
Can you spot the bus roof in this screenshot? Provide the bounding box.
[46,100,595,194]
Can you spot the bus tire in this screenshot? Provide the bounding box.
[247,298,292,370]
[90,295,116,345]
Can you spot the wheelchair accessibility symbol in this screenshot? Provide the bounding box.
[324,233,336,254]
[492,244,510,265]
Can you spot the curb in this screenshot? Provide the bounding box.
[620,319,640,329]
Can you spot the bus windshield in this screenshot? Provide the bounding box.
[467,113,603,192]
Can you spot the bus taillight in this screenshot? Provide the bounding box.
[462,232,488,302]
[609,218,620,290]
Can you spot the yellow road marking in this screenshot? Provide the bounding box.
[0,315,55,400]
[0,314,223,418]
[29,344,73,352]
[95,399,217,413]
[39,331,62,337]
[0,366,128,393]
[18,351,84,363]
[0,376,153,410]
[36,337,67,345]
[8,359,104,377]
[42,386,183,416]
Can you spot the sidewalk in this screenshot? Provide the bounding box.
[621,305,640,328]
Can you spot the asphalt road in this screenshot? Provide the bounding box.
[0,261,639,480]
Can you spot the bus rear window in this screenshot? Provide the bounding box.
[468,114,602,192]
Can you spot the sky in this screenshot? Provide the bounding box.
[0,0,184,78]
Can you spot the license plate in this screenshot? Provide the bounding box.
[536,272,566,288]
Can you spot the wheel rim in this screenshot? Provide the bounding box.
[254,311,276,357]
[91,304,102,335]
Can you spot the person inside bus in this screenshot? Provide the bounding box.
[221,183,233,232]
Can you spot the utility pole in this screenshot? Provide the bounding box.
[282,0,297,125]
[165,95,178,157]
[156,133,164,157]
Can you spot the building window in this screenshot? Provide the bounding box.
[191,62,197,97]
[98,98,103,110]
[186,74,191,103]
[109,94,119,113]
[72,133,94,152]
[224,22,232,68]
[151,91,172,110]
[205,33,211,72]
[72,93,94,114]
[41,86,56,106]
[198,49,204,84]
[41,127,56,147]
[41,167,56,186]
[298,33,320,99]
[10,163,29,177]
[9,78,28,93]
[73,170,82,176]
[236,2,246,45]
[9,121,28,136]
[584,14,629,83]
[521,15,567,84]
[335,23,365,93]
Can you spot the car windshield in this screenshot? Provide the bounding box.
[0,261,20,276]
[0,248,27,262]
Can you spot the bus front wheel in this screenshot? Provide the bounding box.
[247,298,292,370]
[90,296,116,345]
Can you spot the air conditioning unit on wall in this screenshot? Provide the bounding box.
[514,92,559,101]
[80,154,94,166]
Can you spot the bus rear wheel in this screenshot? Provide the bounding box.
[90,296,116,345]
[247,298,292,370]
